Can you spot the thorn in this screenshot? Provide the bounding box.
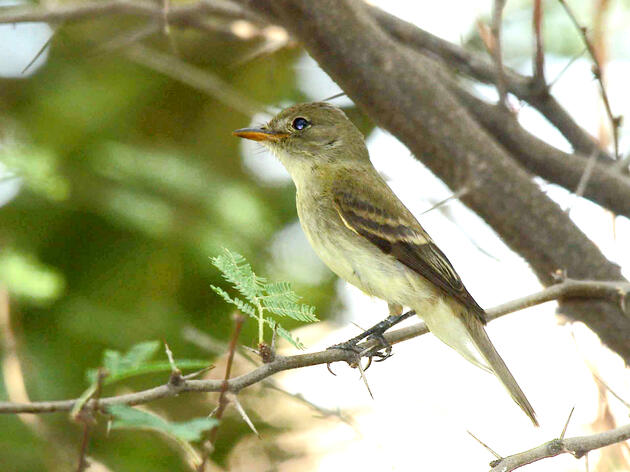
[228,392,260,438]
[356,360,374,399]
[560,406,575,439]
[164,341,183,386]
[350,321,366,331]
[467,430,502,459]
[164,341,178,372]
[271,323,278,352]
[182,365,214,380]
[241,345,259,356]
[208,405,220,418]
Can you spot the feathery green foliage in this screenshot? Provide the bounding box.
[210,249,318,349]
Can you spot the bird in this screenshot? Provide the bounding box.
[233,101,538,425]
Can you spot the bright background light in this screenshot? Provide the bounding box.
[238,1,630,470]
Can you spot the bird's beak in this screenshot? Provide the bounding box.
[232,128,289,142]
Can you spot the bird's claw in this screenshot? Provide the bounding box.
[364,332,393,362]
[326,333,393,373]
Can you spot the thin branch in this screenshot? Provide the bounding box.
[454,88,630,219]
[548,47,586,89]
[0,0,614,163]
[198,312,245,471]
[591,372,630,410]
[74,369,106,472]
[490,0,508,107]
[369,6,613,162]
[0,278,628,415]
[0,0,256,25]
[22,31,55,75]
[489,422,630,471]
[123,44,262,116]
[182,325,357,427]
[568,147,599,212]
[420,186,470,215]
[557,0,621,160]
[532,0,545,84]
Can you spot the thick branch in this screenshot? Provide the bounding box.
[0,1,613,162]
[369,6,612,162]
[489,423,630,471]
[239,0,630,362]
[0,279,627,415]
[455,89,630,218]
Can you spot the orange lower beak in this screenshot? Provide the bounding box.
[233,128,289,142]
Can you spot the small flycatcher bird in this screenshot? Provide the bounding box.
[234,102,537,425]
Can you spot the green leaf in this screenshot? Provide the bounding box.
[210,285,256,317]
[262,298,318,322]
[263,281,300,302]
[211,248,264,304]
[211,249,318,349]
[109,405,218,442]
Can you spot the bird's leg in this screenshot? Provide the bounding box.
[327,304,416,360]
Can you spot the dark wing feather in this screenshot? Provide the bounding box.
[333,190,485,322]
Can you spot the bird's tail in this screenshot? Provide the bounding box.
[464,310,539,426]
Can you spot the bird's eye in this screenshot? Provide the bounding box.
[291,117,310,130]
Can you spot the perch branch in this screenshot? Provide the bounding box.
[0,278,627,415]
[489,422,630,471]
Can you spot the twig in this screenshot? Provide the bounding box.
[490,0,508,107]
[370,6,613,161]
[261,380,356,428]
[420,186,469,215]
[94,22,160,55]
[489,422,630,471]
[182,326,357,427]
[0,0,256,25]
[532,0,545,85]
[198,312,245,471]
[557,0,621,160]
[74,368,106,472]
[454,88,630,219]
[0,278,628,415]
[548,47,586,90]
[590,372,630,410]
[22,31,55,75]
[567,147,599,212]
[124,44,262,116]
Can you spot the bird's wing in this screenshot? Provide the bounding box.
[332,182,485,321]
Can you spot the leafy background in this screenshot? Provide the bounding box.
[1,0,630,471]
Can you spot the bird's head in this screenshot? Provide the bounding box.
[233,102,369,179]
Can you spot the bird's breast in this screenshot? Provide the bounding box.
[295,190,422,305]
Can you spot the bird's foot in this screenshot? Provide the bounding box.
[326,310,415,373]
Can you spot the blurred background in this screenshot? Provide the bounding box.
[1,0,629,470]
